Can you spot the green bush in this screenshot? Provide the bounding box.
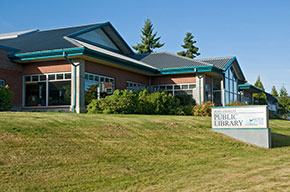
[193,101,215,116]
[0,85,13,111]
[226,101,248,106]
[87,89,189,115]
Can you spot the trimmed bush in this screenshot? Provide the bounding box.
[0,85,13,111]
[193,101,215,116]
[87,89,187,115]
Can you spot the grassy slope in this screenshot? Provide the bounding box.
[0,112,290,192]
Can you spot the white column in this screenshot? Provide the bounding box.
[196,74,205,105]
[70,59,86,113]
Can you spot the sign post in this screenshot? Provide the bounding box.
[211,105,271,148]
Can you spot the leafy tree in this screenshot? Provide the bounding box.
[132,19,164,53]
[253,76,267,105]
[271,85,279,97]
[177,32,200,59]
[278,86,290,114]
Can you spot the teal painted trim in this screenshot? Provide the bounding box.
[158,67,196,74]
[211,105,268,109]
[223,57,246,81]
[12,53,83,62]
[238,84,262,93]
[67,22,110,38]
[67,22,134,55]
[13,47,85,58]
[223,57,236,71]
[211,128,270,130]
[83,51,157,74]
[107,22,134,54]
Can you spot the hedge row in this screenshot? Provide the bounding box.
[87,89,191,115]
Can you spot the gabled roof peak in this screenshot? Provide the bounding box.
[40,22,108,33]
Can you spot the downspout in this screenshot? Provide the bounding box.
[63,52,79,113]
[196,69,201,105]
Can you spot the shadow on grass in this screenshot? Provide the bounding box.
[271,132,290,148]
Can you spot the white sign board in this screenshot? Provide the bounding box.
[212,106,268,129]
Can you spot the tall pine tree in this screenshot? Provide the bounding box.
[177,32,200,59]
[253,76,267,105]
[271,85,278,97]
[132,19,164,53]
[278,86,290,114]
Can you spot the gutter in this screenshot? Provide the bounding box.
[63,52,79,113]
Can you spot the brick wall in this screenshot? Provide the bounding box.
[22,60,71,75]
[0,49,23,107]
[151,74,196,85]
[85,61,149,89]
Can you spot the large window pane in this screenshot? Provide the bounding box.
[25,82,46,106]
[48,81,71,106]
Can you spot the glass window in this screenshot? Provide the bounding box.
[182,85,188,89]
[0,80,5,87]
[174,85,181,90]
[25,76,31,82]
[32,75,38,82]
[25,82,46,106]
[94,76,99,82]
[89,75,94,81]
[48,74,55,80]
[166,85,172,90]
[48,81,71,106]
[189,84,196,89]
[40,75,46,81]
[56,74,64,80]
[77,28,119,51]
[65,73,71,80]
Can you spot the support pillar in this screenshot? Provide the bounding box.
[70,59,86,113]
[196,74,205,105]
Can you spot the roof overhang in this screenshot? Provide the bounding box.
[238,84,262,93]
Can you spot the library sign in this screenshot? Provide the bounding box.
[212,106,268,129]
[211,105,271,148]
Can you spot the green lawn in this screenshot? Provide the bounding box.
[0,112,290,191]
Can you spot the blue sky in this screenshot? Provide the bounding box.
[1,0,289,93]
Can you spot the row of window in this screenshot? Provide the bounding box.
[24,72,71,107]
[126,81,147,92]
[24,73,71,82]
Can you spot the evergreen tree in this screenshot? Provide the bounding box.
[253,76,267,105]
[271,85,279,97]
[278,86,290,114]
[177,32,200,59]
[132,19,164,53]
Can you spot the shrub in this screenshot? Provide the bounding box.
[193,101,215,116]
[0,85,13,111]
[87,89,185,115]
[85,84,98,105]
[226,102,248,106]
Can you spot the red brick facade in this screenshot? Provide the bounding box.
[0,49,23,107]
[22,60,71,75]
[151,74,196,85]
